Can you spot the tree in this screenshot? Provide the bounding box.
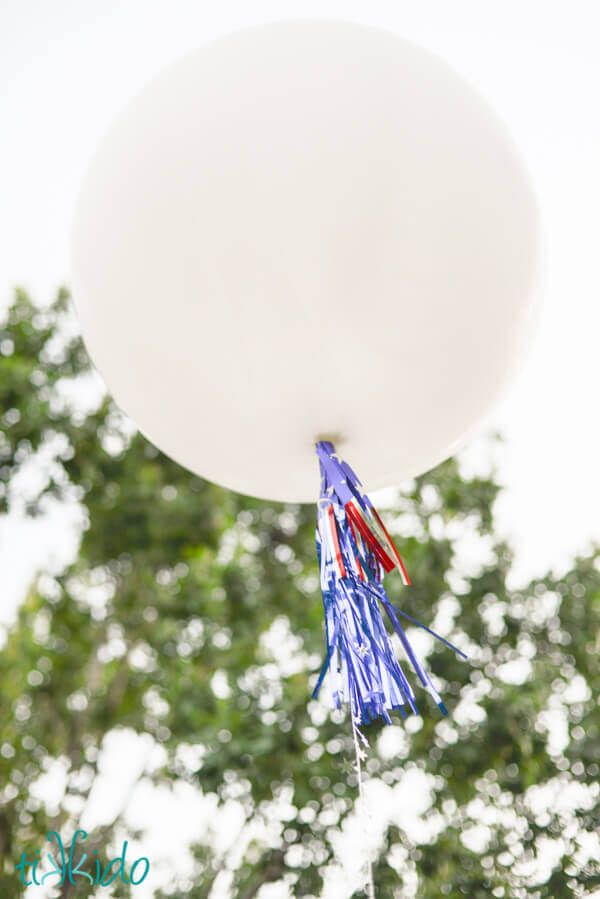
[0,289,599,898]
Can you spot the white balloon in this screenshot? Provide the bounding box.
[71,20,541,503]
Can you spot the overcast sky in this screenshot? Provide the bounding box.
[2,3,599,895]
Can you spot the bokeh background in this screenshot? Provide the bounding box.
[1,2,600,897]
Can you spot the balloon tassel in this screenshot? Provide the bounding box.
[313,441,465,726]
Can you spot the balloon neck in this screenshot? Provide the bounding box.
[313,432,345,450]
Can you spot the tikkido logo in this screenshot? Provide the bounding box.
[14,830,150,888]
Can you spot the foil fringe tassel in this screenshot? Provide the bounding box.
[313,441,466,726]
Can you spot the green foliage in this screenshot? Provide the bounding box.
[1,289,599,897]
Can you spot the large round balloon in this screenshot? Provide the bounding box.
[71,20,540,503]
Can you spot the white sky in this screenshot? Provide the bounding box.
[1,3,600,895]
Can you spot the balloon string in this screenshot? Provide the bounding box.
[351,716,375,898]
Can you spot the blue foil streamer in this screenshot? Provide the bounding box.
[313,441,466,726]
